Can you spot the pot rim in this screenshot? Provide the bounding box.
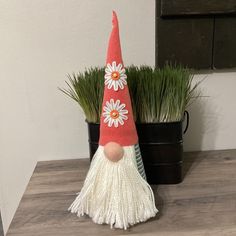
[85,111,189,130]
[85,120,183,125]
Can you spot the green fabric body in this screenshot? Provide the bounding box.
[134,144,146,180]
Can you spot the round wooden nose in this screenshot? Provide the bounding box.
[104,142,124,162]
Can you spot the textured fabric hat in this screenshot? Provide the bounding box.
[99,11,138,146]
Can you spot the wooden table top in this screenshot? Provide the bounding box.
[7,149,236,236]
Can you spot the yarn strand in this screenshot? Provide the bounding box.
[69,145,158,230]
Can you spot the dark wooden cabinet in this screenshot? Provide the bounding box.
[156,0,236,69]
[161,0,236,17]
[214,17,236,68]
[156,17,214,69]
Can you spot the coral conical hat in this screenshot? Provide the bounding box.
[99,11,138,146]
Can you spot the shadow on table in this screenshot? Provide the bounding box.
[182,151,204,179]
[151,185,164,220]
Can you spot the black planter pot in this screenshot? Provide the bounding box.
[86,111,189,185]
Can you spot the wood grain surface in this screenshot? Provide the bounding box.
[7,149,236,236]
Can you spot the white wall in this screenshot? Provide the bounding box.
[184,71,236,151]
[0,0,236,234]
[0,0,155,233]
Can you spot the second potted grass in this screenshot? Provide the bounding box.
[61,65,199,184]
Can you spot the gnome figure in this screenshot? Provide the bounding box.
[69,11,158,230]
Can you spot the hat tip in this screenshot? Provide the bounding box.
[112,10,117,17]
[112,10,118,26]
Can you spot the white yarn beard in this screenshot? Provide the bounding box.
[69,145,158,230]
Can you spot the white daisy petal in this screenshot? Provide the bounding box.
[119,111,128,117]
[117,63,123,71]
[104,115,110,123]
[120,114,128,120]
[105,81,112,88]
[119,109,128,114]
[104,79,111,86]
[105,68,112,74]
[108,118,114,127]
[112,61,116,70]
[120,74,127,80]
[120,114,128,119]
[114,83,118,91]
[117,103,126,111]
[105,74,111,79]
[113,102,118,110]
[120,77,127,84]
[120,68,126,74]
[114,100,120,110]
[106,101,113,110]
[107,63,113,71]
[117,80,124,89]
[110,99,114,107]
[118,117,124,125]
[103,111,111,116]
[114,119,119,128]
[104,103,111,111]
[108,82,113,89]
[103,107,111,113]
[111,80,116,90]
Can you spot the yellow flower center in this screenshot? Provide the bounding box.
[110,110,119,119]
[111,71,120,80]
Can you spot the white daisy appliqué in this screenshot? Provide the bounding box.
[103,99,128,127]
[104,61,127,91]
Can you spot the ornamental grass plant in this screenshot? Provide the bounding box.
[60,65,200,123]
[61,68,104,123]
